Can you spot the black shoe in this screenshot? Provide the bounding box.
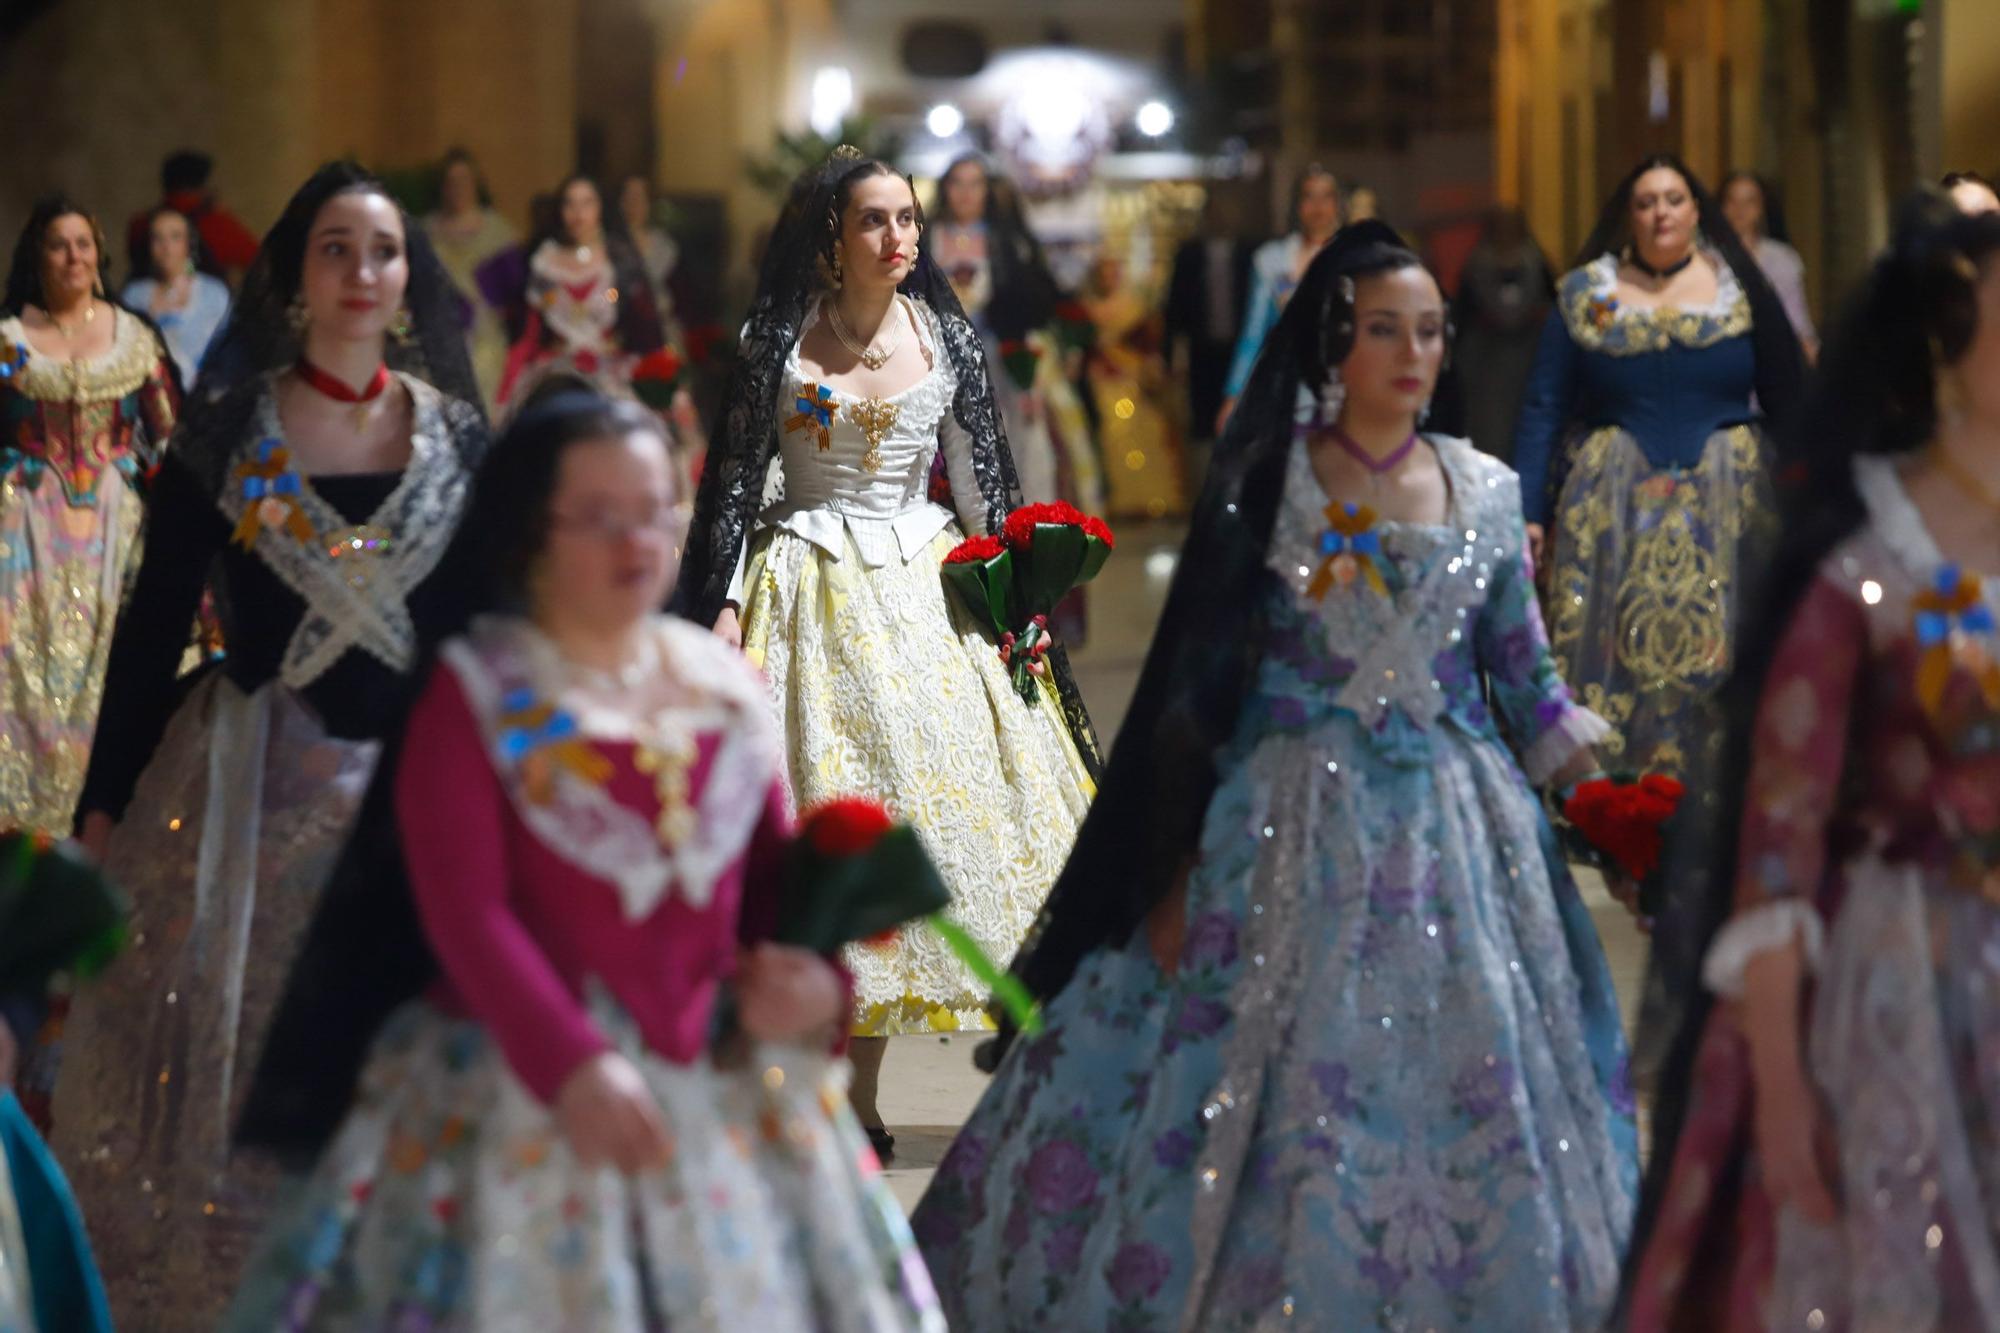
[865,1125,896,1163]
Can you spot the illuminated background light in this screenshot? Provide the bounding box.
[926,102,965,138]
[810,66,854,137]
[1135,100,1174,137]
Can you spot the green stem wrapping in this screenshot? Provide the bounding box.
[926,915,1042,1035]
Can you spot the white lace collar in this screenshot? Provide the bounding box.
[1580,247,1745,320]
[441,614,780,917]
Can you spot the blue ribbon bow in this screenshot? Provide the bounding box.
[1319,527,1382,558]
[241,472,302,501]
[795,384,834,425]
[497,688,580,762]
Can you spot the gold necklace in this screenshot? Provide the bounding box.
[827,296,902,370]
[1933,447,2000,521]
[52,300,97,341]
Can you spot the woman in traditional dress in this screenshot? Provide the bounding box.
[676,149,1100,1159]
[912,222,1639,1329]
[51,161,488,1331]
[1217,164,1341,433]
[1720,171,1817,362]
[1082,250,1187,519]
[1512,154,1802,794]
[121,206,231,389]
[424,147,518,409]
[497,174,663,410]
[0,196,179,838]
[223,388,942,1331]
[1627,197,2000,1332]
[928,154,1102,514]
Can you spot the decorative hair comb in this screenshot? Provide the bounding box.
[830,144,865,163]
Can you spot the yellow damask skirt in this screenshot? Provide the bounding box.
[1544,424,1775,782]
[740,526,1095,1034]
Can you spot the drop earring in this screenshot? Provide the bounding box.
[286,295,310,336]
[1318,369,1347,427]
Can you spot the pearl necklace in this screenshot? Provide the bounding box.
[827,296,904,370]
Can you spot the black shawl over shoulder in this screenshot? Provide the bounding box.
[998,223,1414,1044]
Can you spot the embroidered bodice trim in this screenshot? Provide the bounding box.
[0,310,160,402]
[441,614,779,918]
[1557,251,1752,355]
[213,372,471,689]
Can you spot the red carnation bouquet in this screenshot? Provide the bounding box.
[998,338,1043,393]
[942,501,1115,705]
[630,346,685,411]
[1052,300,1098,356]
[1559,773,1686,914]
[772,799,1039,1032]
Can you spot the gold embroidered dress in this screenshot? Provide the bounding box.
[0,311,177,836]
[1511,252,1776,781]
[734,296,1095,1034]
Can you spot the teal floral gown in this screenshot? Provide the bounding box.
[912,434,1638,1331]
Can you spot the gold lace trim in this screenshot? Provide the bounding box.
[0,311,162,402]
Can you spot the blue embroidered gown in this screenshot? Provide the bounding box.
[1512,252,1775,780]
[913,435,1637,1331]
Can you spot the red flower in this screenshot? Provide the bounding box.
[801,797,895,857]
[633,347,683,382]
[1054,300,1091,325]
[1002,501,1089,551]
[1081,515,1116,548]
[944,534,1007,564]
[1563,775,1684,881]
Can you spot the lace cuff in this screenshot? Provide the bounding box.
[1701,898,1825,999]
[1519,704,1613,786]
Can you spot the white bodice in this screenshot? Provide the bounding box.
[758,297,986,568]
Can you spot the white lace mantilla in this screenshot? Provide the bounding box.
[441,615,779,918]
[214,373,470,689]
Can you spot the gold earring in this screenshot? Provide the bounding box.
[390,306,414,345]
[286,295,309,336]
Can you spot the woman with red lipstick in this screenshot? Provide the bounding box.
[50,161,488,1330]
[0,196,180,839]
[496,173,664,412]
[677,148,1100,1158]
[913,221,1637,1328]
[1513,153,1802,805]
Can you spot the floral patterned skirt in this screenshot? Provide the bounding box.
[740,526,1094,1035]
[0,467,142,837]
[50,674,379,1333]
[222,1003,944,1333]
[913,713,1636,1330]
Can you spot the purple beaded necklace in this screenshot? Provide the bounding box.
[1324,425,1419,493]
